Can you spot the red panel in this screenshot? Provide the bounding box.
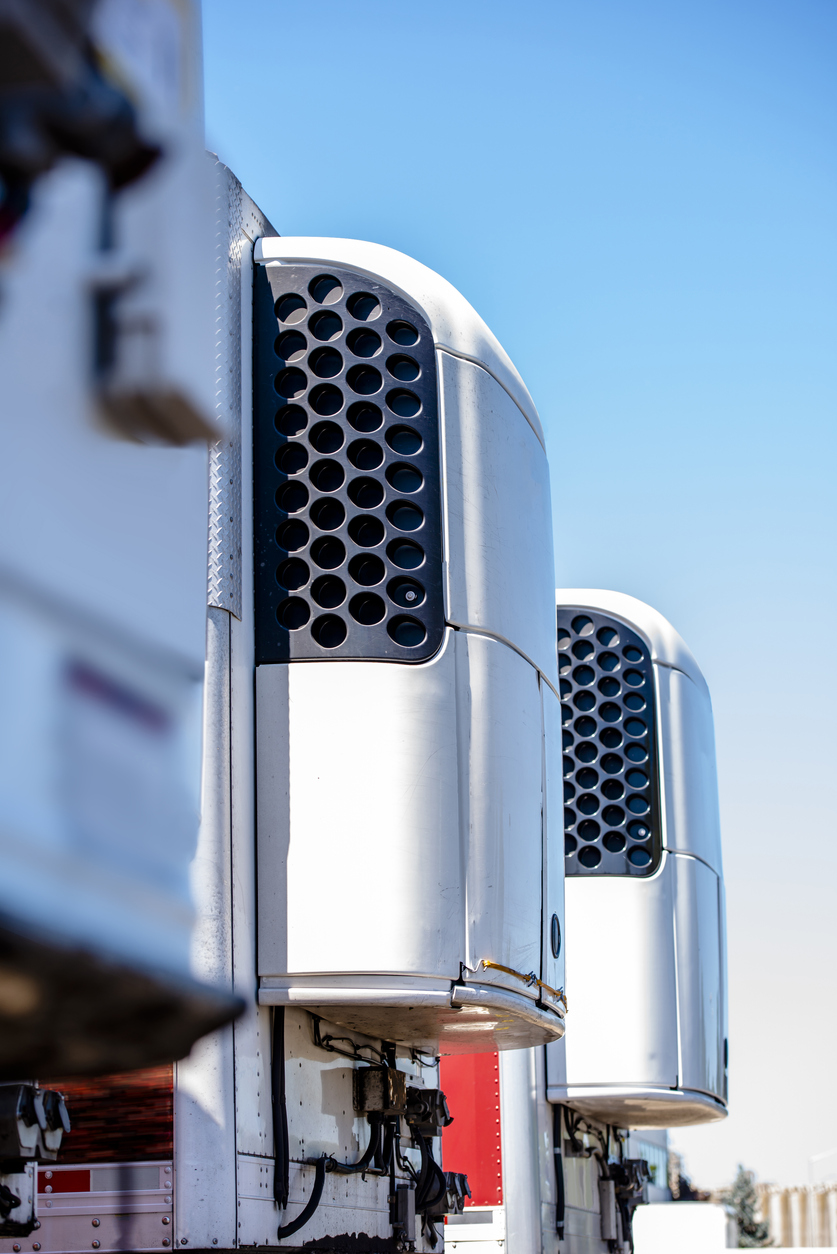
[39,1169,90,1194]
[440,1052,502,1206]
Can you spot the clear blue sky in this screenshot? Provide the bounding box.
[203,0,837,1189]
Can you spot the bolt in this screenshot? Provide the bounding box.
[405,590,416,601]
[181,1240,188,1246]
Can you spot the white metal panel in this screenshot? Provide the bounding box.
[657,667,723,873]
[672,854,725,1100]
[444,354,558,687]
[542,684,566,996]
[553,868,679,1088]
[174,608,237,1251]
[500,1049,544,1254]
[458,632,544,985]
[257,630,462,978]
[254,236,542,445]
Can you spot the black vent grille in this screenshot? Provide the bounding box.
[558,608,661,877]
[254,265,444,664]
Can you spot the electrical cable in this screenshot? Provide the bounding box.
[553,1106,566,1238]
[271,1008,290,1210]
[326,1114,386,1176]
[276,1156,328,1241]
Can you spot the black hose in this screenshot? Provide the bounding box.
[276,1156,328,1241]
[553,1106,565,1237]
[327,1114,384,1175]
[271,1008,290,1210]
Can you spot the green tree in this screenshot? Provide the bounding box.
[722,1165,772,1248]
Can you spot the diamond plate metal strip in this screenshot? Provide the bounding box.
[207,162,274,617]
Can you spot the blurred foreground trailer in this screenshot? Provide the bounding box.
[0,0,239,1079]
[442,593,727,1254]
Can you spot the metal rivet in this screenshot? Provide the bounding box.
[162,1217,170,1225]
[33,1244,41,1251]
[181,1241,188,1246]
[44,1172,52,1180]
[33,1223,40,1231]
[92,1242,100,1249]
[12,1243,20,1251]
[163,1242,170,1248]
[92,1220,100,1227]
[164,1167,171,1174]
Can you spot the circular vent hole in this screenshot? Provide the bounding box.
[348,477,384,509]
[309,347,343,379]
[387,577,425,608]
[348,439,384,470]
[275,404,307,436]
[275,294,306,324]
[348,515,385,547]
[276,519,309,552]
[386,463,423,493]
[311,576,346,609]
[387,539,424,569]
[387,615,427,647]
[387,355,420,382]
[575,741,597,763]
[347,402,383,432]
[347,328,382,358]
[346,292,381,320]
[310,498,345,531]
[386,426,422,455]
[309,459,345,492]
[309,421,344,454]
[275,330,306,361]
[310,537,345,569]
[309,311,343,341]
[309,275,342,304]
[308,384,343,416]
[387,501,423,531]
[387,389,421,418]
[387,320,418,345]
[349,554,385,586]
[276,597,309,630]
[347,365,383,395]
[311,614,347,648]
[275,443,308,474]
[276,558,309,591]
[275,368,306,399]
[350,593,386,625]
[276,481,308,513]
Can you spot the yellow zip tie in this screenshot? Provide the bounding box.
[480,960,568,1012]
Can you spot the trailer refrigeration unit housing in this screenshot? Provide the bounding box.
[0,186,567,1253]
[442,591,727,1254]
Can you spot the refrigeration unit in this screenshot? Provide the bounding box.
[442,591,727,1254]
[0,171,565,1252]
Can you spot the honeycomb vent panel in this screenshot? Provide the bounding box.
[558,608,661,877]
[254,265,444,663]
